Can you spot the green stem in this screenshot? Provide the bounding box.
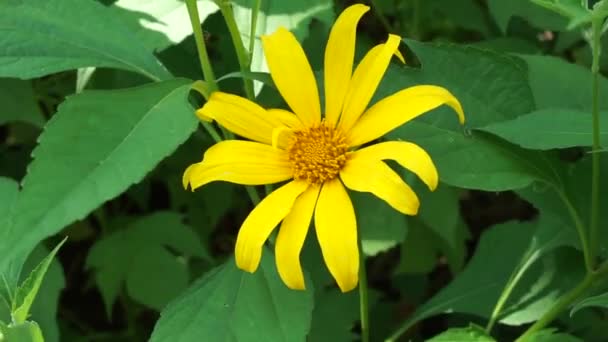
[516,273,595,341]
[589,18,602,269]
[358,239,370,342]
[217,0,255,99]
[486,253,536,334]
[249,0,261,65]
[557,189,593,272]
[246,186,260,205]
[186,0,218,92]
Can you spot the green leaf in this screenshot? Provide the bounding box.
[12,238,66,324]
[231,0,334,91]
[481,108,608,149]
[150,248,314,342]
[522,54,608,111]
[571,292,608,316]
[487,0,568,33]
[0,79,45,127]
[527,328,584,342]
[19,246,65,342]
[0,321,44,342]
[427,325,496,342]
[86,212,208,314]
[0,0,171,81]
[110,0,220,52]
[382,40,547,191]
[396,217,575,331]
[0,79,198,277]
[531,0,592,29]
[351,192,408,256]
[308,289,359,342]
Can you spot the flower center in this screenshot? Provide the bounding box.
[287,121,348,185]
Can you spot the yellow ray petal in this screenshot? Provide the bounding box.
[197,92,292,146]
[324,4,370,125]
[314,179,359,292]
[262,28,321,125]
[348,85,465,146]
[339,34,401,131]
[235,180,309,272]
[275,185,320,290]
[340,159,420,215]
[351,141,438,191]
[183,141,293,190]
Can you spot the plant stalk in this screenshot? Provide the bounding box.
[359,239,370,342]
[515,273,595,341]
[217,0,256,100]
[589,18,602,269]
[185,0,218,93]
[558,189,593,272]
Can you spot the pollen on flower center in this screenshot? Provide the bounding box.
[287,121,349,185]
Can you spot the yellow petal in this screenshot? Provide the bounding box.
[262,28,321,125]
[348,85,465,146]
[314,179,359,292]
[197,92,292,146]
[324,4,370,125]
[339,34,401,131]
[350,141,438,191]
[340,158,420,215]
[267,108,303,129]
[235,180,309,272]
[275,185,320,290]
[183,141,293,190]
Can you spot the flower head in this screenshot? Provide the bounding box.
[183,4,464,292]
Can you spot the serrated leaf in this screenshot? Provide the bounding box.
[481,108,608,149]
[0,79,45,127]
[0,79,198,277]
[12,238,66,324]
[86,212,207,314]
[427,325,496,342]
[380,40,547,191]
[150,248,314,342]
[0,0,171,80]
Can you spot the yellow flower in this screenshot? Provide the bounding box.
[183,4,464,292]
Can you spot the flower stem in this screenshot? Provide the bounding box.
[217,0,256,100]
[358,239,370,342]
[515,273,595,341]
[186,0,218,93]
[589,18,602,269]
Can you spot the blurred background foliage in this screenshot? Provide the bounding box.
[1,0,608,341]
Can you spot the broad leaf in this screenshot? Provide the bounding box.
[521,54,608,111]
[427,325,496,342]
[527,328,584,342]
[571,292,608,316]
[352,191,408,256]
[86,212,208,314]
[0,0,171,80]
[531,0,592,29]
[395,217,575,331]
[0,79,45,127]
[487,0,568,33]
[110,0,219,52]
[12,238,66,324]
[0,320,44,342]
[0,79,198,275]
[150,248,314,342]
[481,109,608,149]
[382,40,548,190]
[231,0,334,91]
